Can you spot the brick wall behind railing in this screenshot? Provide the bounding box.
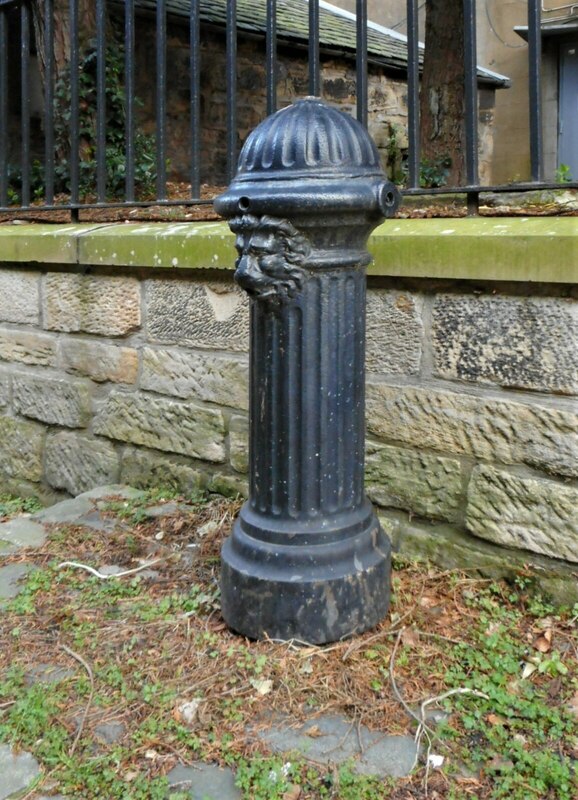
[0,260,576,603]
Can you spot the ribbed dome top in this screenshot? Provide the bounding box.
[236,98,382,181]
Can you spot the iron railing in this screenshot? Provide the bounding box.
[0,0,575,219]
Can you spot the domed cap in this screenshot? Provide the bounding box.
[214,97,400,219]
[236,97,382,182]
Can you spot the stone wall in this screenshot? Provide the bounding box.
[0,253,576,602]
[132,20,497,184]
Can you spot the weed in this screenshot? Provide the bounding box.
[0,493,42,519]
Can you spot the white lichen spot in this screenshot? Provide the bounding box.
[171,257,179,266]
[440,229,455,235]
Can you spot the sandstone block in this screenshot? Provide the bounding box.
[0,415,44,481]
[365,442,462,522]
[0,369,9,410]
[229,415,249,473]
[466,465,578,563]
[44,274,141,335]
[141,347,248,410]
[94,391,226,462]
[366,291,423,375]
[60,339,139,384]
[146,280,249,352]
[13,373,92,428]
[433,294,578,394]
[0,328,57,367]
[121,448,204,495]
[45,432,119,495]
[0,270,40,325]
[207,472,249,498]
[366,382,578,478]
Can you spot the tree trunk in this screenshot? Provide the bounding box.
[33,0,97,84]
[420,0,465,185]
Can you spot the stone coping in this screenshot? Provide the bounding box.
[0,217,576,282]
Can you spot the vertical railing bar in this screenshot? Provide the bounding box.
[190,0,200,197]
[406,0,420,190]
[70,0,80,219]
[528,0,543,181]
[125,0,135,202]
[44,0,55,204]
[0,9,8,207]
[463,0,478,192]
[226,0,237,182]
[20,2,31,207]
[156,0,167,200]
[356,0,368,126]
[309,0,320,97]
[266,0,277,116]
[96,0,107,203]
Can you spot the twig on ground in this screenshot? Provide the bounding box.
[60,643,95,756]
[58,559,163,580]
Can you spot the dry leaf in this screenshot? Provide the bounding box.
[250,678,273,695]
[401,627,420,647]
[283,784,302,800]
[567,691,578,719]
[305,725,323,738]
[521,661,538,679]
[533,630,552,653]
[176,698,203,727]
[486,713,506,726]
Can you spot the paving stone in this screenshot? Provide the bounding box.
[73,510,119,532]
[0,518,47,549]
[45,432,120,496]
[167,762,241,800]
[256,714,418,778]
[94,721,125,744]
[24,663,75,686]
[44,273,141,335]
[79,485,145,502]
[0,743,41,799]
[0,563,33,600]
[34,496,94,524]
[144,502,180,518]
[146,280,249,352]
[94,391,226,463]
[0,540,18,556]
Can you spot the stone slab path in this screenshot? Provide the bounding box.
[0,485,419,799]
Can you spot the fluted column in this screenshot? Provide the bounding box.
[214,97,398,644]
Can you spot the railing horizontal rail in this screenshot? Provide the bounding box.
[0,0,571,218]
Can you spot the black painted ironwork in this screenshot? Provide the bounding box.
[215,98,400,643]
[0,0,572,218]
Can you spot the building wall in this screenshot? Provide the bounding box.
[132,18,495,184]
[334,0,552,184]
[0,226,576,603]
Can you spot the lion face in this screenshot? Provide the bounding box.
[230,215,310,303]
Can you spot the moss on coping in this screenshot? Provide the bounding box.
[0,217,576,282]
